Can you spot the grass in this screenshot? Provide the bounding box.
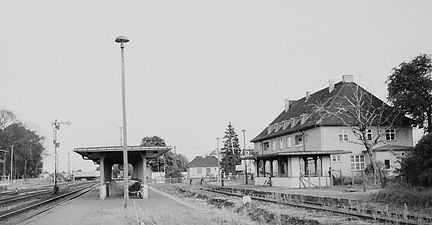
[372,183,432,215]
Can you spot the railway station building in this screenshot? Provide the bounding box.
[74,146,171,199]
[249,75,413,188]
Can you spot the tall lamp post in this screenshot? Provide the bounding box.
[115,35,130,209]
[241,129,248,185]
[52,119,71,194]
[216,137,220,182]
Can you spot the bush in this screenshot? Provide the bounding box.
[401,133,432,187]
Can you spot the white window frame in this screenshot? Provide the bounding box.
[287,137,292,148]
[350,155,365,171]
[279,138,283,149]
[338,130,349,142]
[332,155,341,163]
[385,129,396,141]
[272,140,276,150]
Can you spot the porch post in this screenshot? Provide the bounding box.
[269,160,273,177]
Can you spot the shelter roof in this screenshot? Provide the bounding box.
[73,145,171,164]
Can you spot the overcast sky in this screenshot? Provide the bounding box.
[1,1,431,172]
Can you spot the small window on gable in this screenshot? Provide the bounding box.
[300,114,310,125]
[338,130,349,142]
[295,134,303,145]
[281,121,285,129]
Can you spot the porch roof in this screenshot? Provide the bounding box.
[372,144,413,152]
[243,150,351,160]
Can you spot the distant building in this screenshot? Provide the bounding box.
[187,156,219,178]
[73,171,100,181]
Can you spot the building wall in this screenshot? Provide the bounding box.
[320,125,412,176]
[188,166,219,178]
[254,125,412,177]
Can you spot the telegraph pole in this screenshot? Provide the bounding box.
[10,145,14,183]
[241,129,248,185]
[52,119,71,194]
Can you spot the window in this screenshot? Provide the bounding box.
[274,123,279,132]
[272,140,276,150]
[287,137,292,148]
[332,155,341,162]
[338,130,349,142]
[350,155,365,171]
[196,167,202,174]
[263,142,269,150]
[366,129,372,140]
[386,129,396,141]
[279,138,283,149]
[267,126,272,134]
[283,120,290,129]
[291,118,299,127]
[384,160,391,169]
[295,134,303,145]
[300,114,310,125]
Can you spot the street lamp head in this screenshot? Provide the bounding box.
[241,129,246,133]
[115,36,130,43]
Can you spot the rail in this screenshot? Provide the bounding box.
[200,185,431,225]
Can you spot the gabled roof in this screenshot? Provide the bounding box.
[188,156,219,167]
[251,81,411,143]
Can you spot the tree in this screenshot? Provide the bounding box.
[400,133,432,187]
[387,54,432,133]
[140,136,166,147]
[0,122,45,179]
[313,84,404,186]
[220,122,241,176]
[0,109,16,130]
[138,136,188,178]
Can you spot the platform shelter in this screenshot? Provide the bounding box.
[74,145,171,199]
[245,150,350,188]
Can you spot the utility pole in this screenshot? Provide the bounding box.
[241,129,248,185]
[10,145,13,183]
[216,137,221,185]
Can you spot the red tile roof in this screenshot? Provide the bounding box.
[251,81,411,142]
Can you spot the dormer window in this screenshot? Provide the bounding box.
[267,125,273,134]
[274,123,280,132]
[283,120,290,129]
[300,114,310,125]
[291,118,299,127]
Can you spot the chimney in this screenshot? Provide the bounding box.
[342,74,354,83]
[284,98,290,112]
[305,91,310,101]
[328,79,335,93]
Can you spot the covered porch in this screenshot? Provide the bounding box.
[246,150,350,188]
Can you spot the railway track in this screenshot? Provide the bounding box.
[200,186,431,225]
[0,182,98,224]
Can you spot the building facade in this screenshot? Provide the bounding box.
[187,156,219,178]
[249,75,413,188]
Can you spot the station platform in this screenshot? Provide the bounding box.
[14,186,214,225]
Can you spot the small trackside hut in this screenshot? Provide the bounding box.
[74,146,171,199]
